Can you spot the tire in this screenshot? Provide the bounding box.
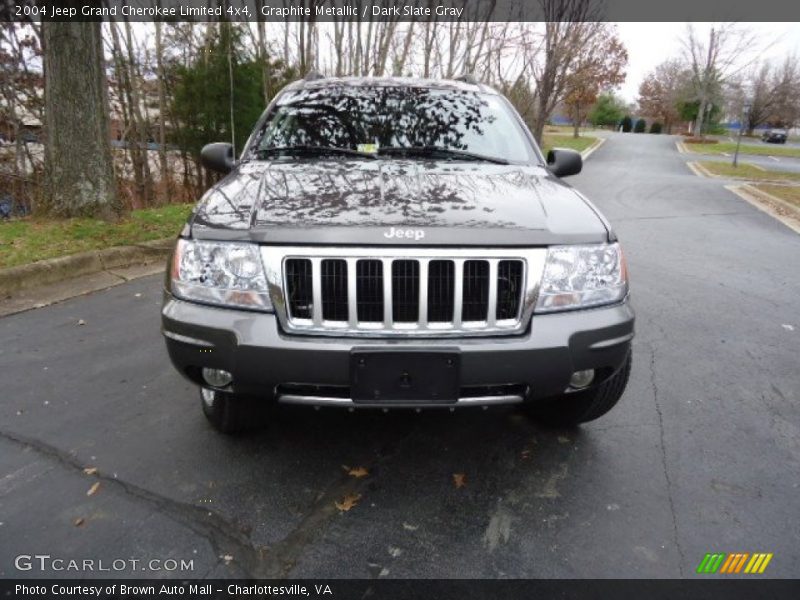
[524,351,632,426]
[200,387,272,434]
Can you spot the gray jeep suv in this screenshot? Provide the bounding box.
[161,76,634,433]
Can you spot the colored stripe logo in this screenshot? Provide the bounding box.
[696,553,773,574]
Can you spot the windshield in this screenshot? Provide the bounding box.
[249,86,537,164]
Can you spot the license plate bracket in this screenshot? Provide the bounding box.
[350,350,460,404]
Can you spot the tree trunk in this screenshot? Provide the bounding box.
[155,21,171,201]
[42,21,120,219]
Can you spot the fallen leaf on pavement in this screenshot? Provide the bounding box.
[86,482,101,496]
[73,518,85,527]
[346,466,369,478]
[335,493,362,512]
[83,467,98,476]
[452,473,467,489]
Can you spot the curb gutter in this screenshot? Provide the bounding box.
[0,238,174,297]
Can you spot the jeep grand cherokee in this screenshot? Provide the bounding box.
[161,76,634,434]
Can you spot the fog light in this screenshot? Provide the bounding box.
[202,367,232,388]
[569,369,594,389]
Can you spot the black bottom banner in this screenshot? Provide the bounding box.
[3,579,800,600]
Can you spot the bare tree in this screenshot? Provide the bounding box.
[528,0,605,144]
[681,24,759,135]
[771,55,800,132]
[41,21,120,219]
[739,62,780,135]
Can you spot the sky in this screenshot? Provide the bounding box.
[614,22,800,103]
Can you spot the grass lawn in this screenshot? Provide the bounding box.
[0,203,194,269]
[541,134,598,155]
[686,141,800,158]
[698,161,800,182]
[753,184,800,210]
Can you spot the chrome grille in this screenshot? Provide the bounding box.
[263,247,547,337]
[356,260,383,322]
[392,260,420,322]
[427,260,454,322]
[320,259,348,321]
[285,258,313,319]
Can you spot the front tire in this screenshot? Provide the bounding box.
[200,388,272,434]
[524,351,632,426]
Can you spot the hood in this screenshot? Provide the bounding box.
[190,159,609,246]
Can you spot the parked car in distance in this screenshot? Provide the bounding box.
[161,75,634,434]
[762,130,787,144]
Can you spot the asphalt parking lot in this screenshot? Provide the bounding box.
[1,133,798,579]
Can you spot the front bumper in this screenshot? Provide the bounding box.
[161,293,634,407]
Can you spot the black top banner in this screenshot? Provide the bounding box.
[3,0,800,22]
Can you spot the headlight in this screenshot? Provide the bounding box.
[535,243,628,313]
[170,239,272,311]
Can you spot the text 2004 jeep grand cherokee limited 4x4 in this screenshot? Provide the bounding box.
[161,75,634,434]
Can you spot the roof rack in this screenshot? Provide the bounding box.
[304,71,326,81]
[454,73,479,85]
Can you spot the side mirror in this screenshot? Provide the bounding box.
[547,148,582,178]
[201,142,235,174]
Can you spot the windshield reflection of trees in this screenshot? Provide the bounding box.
[255,87,494,152]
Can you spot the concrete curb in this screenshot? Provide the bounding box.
[686,161,713,178]
[725,184,800,235]
[581,137,606,160]
[0,238,173,297]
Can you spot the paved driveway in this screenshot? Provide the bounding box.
[1,132,798,579]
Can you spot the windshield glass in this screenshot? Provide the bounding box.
[250,86,537,164]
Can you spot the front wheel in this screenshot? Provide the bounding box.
[524,351,632,426]
[200,388,272,434]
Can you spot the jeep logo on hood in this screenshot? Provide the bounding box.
[383,227,425,240]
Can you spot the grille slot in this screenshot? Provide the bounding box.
[276,249,535,337]
[321,259,348,321]
[356,260,384,322]
[462,260,489,321]
[427,260,455,322]
[497,260,524,320]
[285,258,313,319]
[392,260,419,322]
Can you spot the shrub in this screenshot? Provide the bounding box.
[620,115,633,132]
[634,118,647,133]
[650,122,663,134]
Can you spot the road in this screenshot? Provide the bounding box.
[1,132,799,579]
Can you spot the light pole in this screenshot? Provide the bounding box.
[733,102,751,168]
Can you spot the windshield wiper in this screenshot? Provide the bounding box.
[256,145,377,159]
[377,145,509,165]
